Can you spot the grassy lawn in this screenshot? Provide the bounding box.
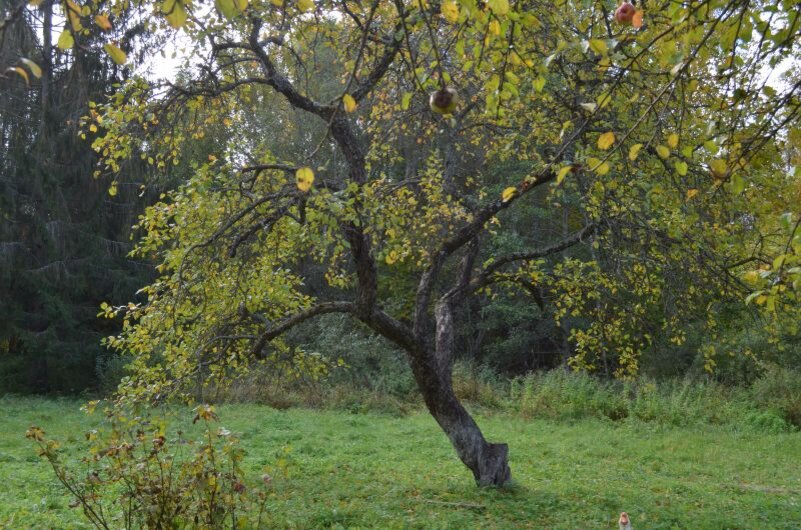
[1,396,800,529]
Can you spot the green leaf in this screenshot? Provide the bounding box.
[744,291,763,305]
[487,0,509,15]
[215,0,237,19]
[655,145,670,159]
[709,159,727,179]
[730,173,746,194]
[57,29,74,50]
[588,39,608,56]
[103,43,127,65]
[162,0,188,28]
[675,161,688,176]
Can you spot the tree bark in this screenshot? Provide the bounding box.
[408,352,511,486]
[406,298,511,486]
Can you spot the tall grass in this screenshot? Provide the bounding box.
[506,367,799,433]
[192,361,801,433]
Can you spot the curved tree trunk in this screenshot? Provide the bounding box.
[408,298,511,486]
[408,353,511,486]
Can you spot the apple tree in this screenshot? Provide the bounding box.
[64,0,801,485]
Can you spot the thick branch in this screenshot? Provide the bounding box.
[248,19,334,118]
[251,302,354,358]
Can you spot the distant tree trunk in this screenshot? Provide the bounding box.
[39,0,53,139]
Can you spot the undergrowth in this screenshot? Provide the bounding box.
[217,363,801,434]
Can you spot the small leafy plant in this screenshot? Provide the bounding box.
[27,404,269,529]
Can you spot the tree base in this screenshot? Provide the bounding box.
[474,442,512,487]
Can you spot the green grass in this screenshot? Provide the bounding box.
[2,396,800,529]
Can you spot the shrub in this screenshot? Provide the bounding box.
[28,404,271,529]
[751,364,801,428]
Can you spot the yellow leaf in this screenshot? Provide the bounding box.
[686,188,699,200]
[587,157,610,176]
[385,250,398,265]
[501,186,518,202]
[674,161,688,176]
[271,0,283,6]
[342,94,357,113]
[6,67,29,85]
[108,183,118,196]
[29,0,44,6]
[235,0,247,10]
[104,43,127,65]
[94,14,112,30]
[597,131,615,150]
[296,167,315,192]
[743,270,759,283]
[20,58,42,78]
[440,0,458,23]
[709,158,727,179]
[89,123,98,132]
[628,143,643,161]
[65,0,83,31]
[588,39,608,56]
[655,145,670,159]
[57,29,74,50]
[667,133,679,149]
[555,165,572,185]
[489,19,500,36]
[297,0,313,11]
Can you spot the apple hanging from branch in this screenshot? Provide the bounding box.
[614,1,635,25]
[429,87,459,115]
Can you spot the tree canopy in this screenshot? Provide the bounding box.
[20,0,801,484]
